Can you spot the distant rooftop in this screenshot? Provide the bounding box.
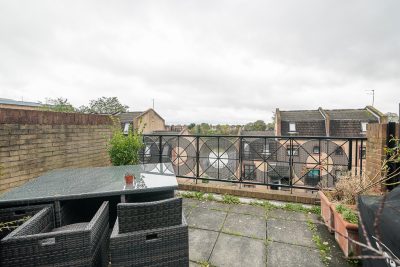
[241,130,275,136]
[325,109,377,121]
[0,98,42,107]
[280,110,324,121]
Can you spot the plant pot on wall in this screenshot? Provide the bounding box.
[332,204,361,257]
[318,191,334,233]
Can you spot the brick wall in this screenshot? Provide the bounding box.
[365,123,387,180]
[0,108,114,193]
[365,123,400,181]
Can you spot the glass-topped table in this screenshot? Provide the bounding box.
[0,163,177,207]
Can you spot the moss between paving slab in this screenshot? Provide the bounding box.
[178,191,321,215]
[307,219,331,266]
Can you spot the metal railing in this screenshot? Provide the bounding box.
[139,134,367,191]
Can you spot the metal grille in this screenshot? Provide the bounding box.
[139,134,366,191]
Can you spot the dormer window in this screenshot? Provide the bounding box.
[361,122,367,132]
[289,122,296,132]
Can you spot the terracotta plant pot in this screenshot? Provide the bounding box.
[124,174,134,185]
[318,191,335,233]
[332,204,360,257]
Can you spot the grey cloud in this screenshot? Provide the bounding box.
[1,0,399,124]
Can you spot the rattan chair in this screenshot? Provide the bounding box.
[110,198,189,267]
[1,201,109,267]
[0,204,53,240]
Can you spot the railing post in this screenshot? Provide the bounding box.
[348,139,353,173]
[217,136,220,180]
[289,138,293,194]
[360,139,363,176]
[239,137,243,187]
[159,135,162,164]
[318,139,321,186]
[196,136,199,184]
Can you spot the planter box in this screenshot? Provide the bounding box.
[332,204,361,257]
[318,191,334,233]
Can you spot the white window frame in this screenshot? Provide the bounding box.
[361,122,368,132]
[289,122,296,132]
[262,143,270,156]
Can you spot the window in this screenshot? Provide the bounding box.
[289,122,296,132]
[123,123,130,134]
[305,169,320,186]
[307,169,320,178]
[144,145,151,158]
[361,122,368,132]
[335,147,344,155]
[262,143,270,156]
[313,146,320,154]
[243,142,250,155]
[287,145,299,156]
[244,164,256,180]
[360,146,366,159]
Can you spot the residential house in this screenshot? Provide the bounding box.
[274,106,387,189]
[118,108,166,134]
[275,106,386,137]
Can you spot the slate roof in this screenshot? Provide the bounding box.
[241,130,275,136]
[280,110,325,121]
[118,111,143,123]
[0,98,42,107]
[325,109,378,121]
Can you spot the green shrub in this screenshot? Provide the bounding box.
[108,121,143,166]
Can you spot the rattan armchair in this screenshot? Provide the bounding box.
[110,198,189,267]
[1,201,109,267]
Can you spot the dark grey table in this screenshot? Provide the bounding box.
[0,163,178,225]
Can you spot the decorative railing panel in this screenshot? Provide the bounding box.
[139,134,366,191]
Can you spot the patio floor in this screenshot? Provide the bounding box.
[183,198,353,267]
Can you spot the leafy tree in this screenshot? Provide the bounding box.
[188,123,196,130]
[41,98,76,113]
[79,97,128,114]
[244,120,267,131]
[386,112,399,123]
[266,112,276,130]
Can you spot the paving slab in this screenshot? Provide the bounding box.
[183,205,193,219]
[222,213,266,239]
[198,200,231,212]
[229,204,266,217]
[209,233,266,267]
[267,209,310,221]
[183,198,200,208]
[315,222,353,267]
[267,241,324,267]
[187,207,227,231]
[189,228,219,263]
[267,218,315,248]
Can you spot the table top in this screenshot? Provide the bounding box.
[0,163,177,206]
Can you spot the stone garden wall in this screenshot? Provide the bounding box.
[0,108,113,193]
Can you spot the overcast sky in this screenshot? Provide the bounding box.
[1,1,399,124]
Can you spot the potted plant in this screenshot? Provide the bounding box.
[332,204,360,257]
[107,118,144,166]
[318,190,334,233]
[319,138,400,258]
